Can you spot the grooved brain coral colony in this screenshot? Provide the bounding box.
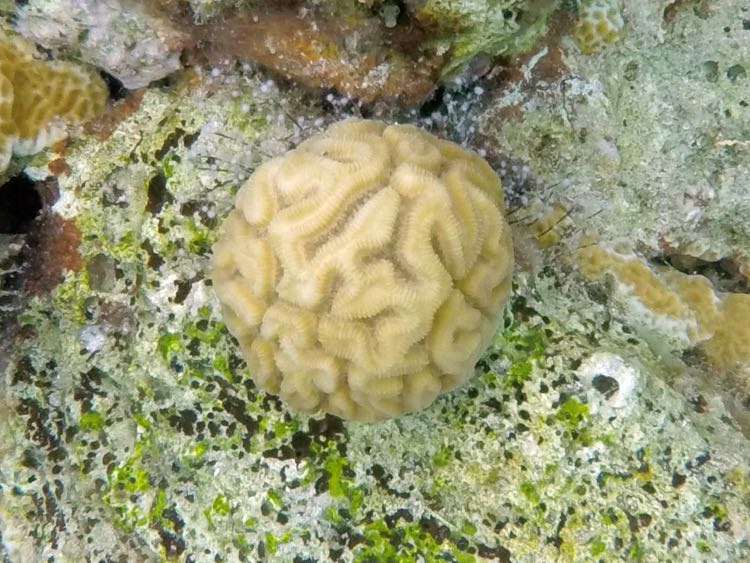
[212,119,514,421]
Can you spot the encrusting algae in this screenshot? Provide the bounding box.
[0,34,107,173]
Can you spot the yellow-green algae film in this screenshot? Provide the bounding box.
[2,1,750,562]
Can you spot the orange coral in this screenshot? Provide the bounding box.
[0,36,107,171]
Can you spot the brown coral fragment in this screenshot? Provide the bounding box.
[47,158,71,176]
[197,8,441,105]
[212,119,514,421]
[0,35,107,172]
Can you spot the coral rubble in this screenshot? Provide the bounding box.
[412,0,561,76]
[16,0,188,89]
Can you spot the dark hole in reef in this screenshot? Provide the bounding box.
[671,472,687,487]
[173,278,193,304]
[592,374,619,399]
[419,86,445,118]
[141,239,164,270]
[146,172,173,215]
[0,174,43,234]
[183,130,200,149]
[150,71,184,91]
[155,127,186,161]
[98,70,130,101]
[726,63,747,82]
[1,270,21,291]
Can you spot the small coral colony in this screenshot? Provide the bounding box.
[212,120,514,420]
[0,35,106,172]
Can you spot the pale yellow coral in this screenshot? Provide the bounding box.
[578,244,688,319]
[573,0,624,54]
[578,244,750,371]
[0,35,107,171]
[701,294,750,371]
[212,119,514,421]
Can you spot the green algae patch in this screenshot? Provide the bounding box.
[554,397,589,429]
[431,445,453,468]
[519,481,540,504]
[505,357,534,387]
[157,332,182,362]
[79,410,104,432]
[589,537,606,556]
[354,518,475,563]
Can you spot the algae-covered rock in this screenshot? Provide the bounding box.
[412,0,561,76]
[479,0,750,265]
[15,0,188,88]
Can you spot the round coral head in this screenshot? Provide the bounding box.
[212,119,513,421]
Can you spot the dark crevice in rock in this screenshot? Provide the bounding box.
[0,174,42,234]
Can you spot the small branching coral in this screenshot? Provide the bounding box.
[212,119,514,421]
[0,35,107,172]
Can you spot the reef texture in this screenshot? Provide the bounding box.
[1,0,749,561]
[411,0,560,76]
[198,8,442,106]
[480,0,750,266]
[213,119,513,421]
[0,35,107,173]
[11,0,562,103]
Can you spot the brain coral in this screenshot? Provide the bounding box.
[212,119,514,421]
[0,35,107,172]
